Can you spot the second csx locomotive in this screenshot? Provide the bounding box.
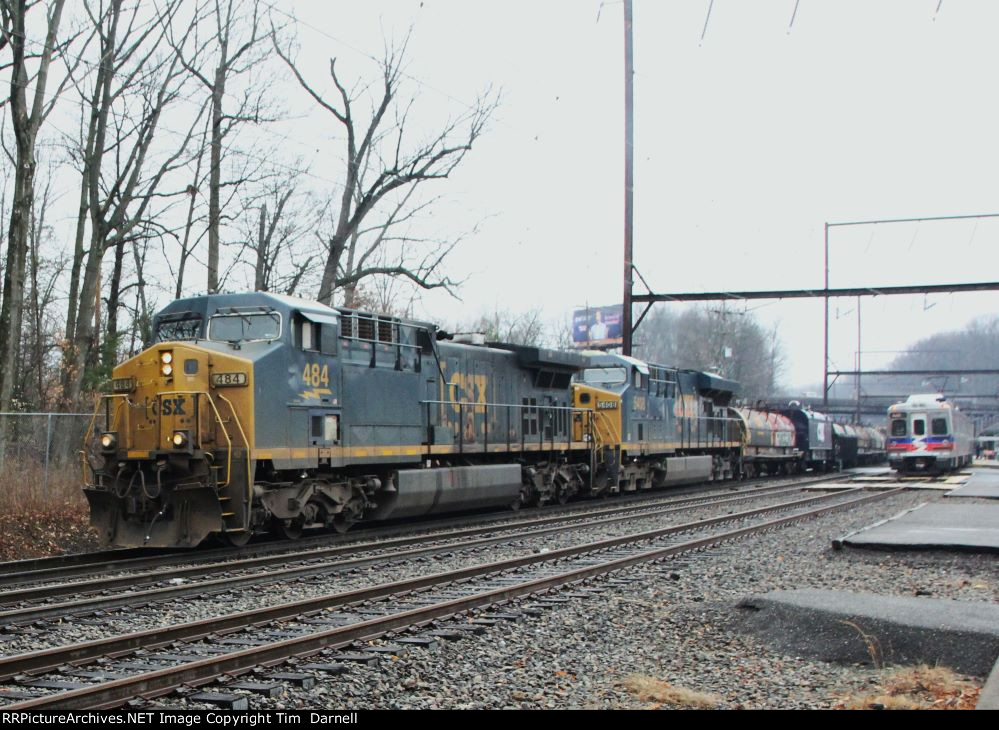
[84,292,883,548]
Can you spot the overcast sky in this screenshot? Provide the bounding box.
[78,1,999,389]
[285,0,999,388]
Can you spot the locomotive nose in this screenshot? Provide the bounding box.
[83,342,253,548]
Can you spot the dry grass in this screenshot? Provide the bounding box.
[836,665,982,710]
[0,458,97,560]
[621,674,722,709]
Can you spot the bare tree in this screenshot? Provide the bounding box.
[221,170,320,296]
[62,0,201,408]
[0,0,68,415]
[273,32,497,306]
[168,0,275,294]
[455,307,548,347]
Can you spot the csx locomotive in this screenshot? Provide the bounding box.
[82,292,880,548]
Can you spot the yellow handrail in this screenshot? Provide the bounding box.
[157,391,234,487]
[81,394,132,484]
[216,392,253,523]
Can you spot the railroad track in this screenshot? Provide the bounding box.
[0,472,850,590]
[0,485,902,710]
[2,474,834,586]
[0,478,839,626]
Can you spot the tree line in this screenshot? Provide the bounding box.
[0,0,496,420]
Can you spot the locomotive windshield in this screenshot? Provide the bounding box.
[580,367,627,385]
[208,311,281,343]
[155,313,203,342]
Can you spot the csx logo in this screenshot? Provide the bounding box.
[159,397,187,416]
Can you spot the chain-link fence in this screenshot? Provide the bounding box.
[0,412,93,496]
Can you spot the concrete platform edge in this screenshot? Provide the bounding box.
[979,656,999,710]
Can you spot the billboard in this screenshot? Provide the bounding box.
[572,304,623,349]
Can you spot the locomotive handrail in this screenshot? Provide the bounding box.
[155,391,236,489]
[216,392,253,532]
[420,399,591,456]
[82,394,133,484]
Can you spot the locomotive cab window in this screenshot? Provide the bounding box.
[208,311,280,343]
[932,418,948,435]
[580,367,626,386]
[913,418,925,436]
[890,418,906,436]
[155,312,203,342]
[299,320,318,351]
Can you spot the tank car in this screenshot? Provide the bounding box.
[854,424,886,465]
[887,394,974,474]
[777,403,834,472]
[832,422,863,469]
[731,408,800,477]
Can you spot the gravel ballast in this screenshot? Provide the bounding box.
[182,490,997,710]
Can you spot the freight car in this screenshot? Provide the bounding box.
[887,394,973,474]
[82,292,743,548]
[832,422,885,469]
[777,402,835,472]
[730,408,800,477]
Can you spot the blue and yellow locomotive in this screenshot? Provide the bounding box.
[84,292,744,548]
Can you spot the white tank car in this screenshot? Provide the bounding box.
[886,394,974,474]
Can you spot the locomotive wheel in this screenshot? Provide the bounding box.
[555,484,569,505]
[277,518,304,541]
[332,514,356,534]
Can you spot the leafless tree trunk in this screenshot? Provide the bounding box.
[170,0,269,294]
[0,0,67,417]
[273,32,496,306]
[226,172,317,295]
[62,0,198,409]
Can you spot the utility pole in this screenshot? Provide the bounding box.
[622,0,635,356]
[823,222,829,409]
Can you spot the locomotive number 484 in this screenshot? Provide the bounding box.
[303,363,330,388]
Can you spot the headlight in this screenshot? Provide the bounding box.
[161,351,173,364]
[161,363,173,376]
[100,432,117,451]
[171,430,189,448]
[160,350,174,376]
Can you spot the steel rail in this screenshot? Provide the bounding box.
[0,480,834,623]
[0,479,824,608]
[0,472,842,587]
[0,486,887,683]
[2,487,902,710]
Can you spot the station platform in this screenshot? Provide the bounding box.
[834,502,999,553]
[737,589,999,676]
[946,469,999,499]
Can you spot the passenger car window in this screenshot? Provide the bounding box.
[890,419,906,436]
[931,418,948,435]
